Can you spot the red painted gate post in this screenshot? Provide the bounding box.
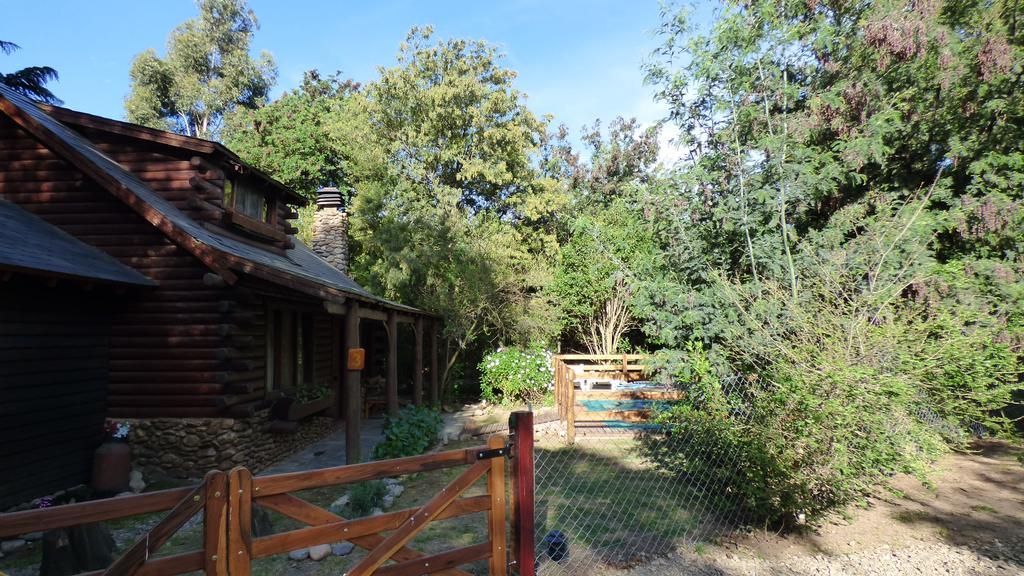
[509,410,536,576]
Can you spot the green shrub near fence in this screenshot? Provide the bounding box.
[374,405,444,460]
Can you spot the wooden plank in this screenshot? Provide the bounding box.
[413,316,424,406]
[255,494,485,576]
[510,411,536,576]
[574,389,683,400]
[487,435,508,576]
[227,467,253,576]
[555,354,647,361]
[387,310,399,417]
[344,302,362,464]
[374,542,492,576]
[253,445,483,496]
[430,321,439,406]
[346,460,490,576]
[78,551,204,576]
[0,486,194,538]
[204,470,228,575]
[103,484,205,576]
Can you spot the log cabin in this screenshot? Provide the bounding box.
[0,84,439,508]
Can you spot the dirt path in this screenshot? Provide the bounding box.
[596,440,1024,575]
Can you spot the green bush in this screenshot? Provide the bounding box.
[374,405,444,460]
[479,347,553,405]
[641,201,1022,526]
[347,480,387,516]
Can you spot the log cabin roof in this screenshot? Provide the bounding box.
[0,198,156,286]
[36,103,307,206]
[0,85,427,317]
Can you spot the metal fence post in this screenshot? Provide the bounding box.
[509,411,536,576]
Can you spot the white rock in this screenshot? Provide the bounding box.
[288,548,309,561]
[129,470,146,494]
[308,544,332,561]
[382,494,395,509]
[329,494,350,511]
[332,542,355,556]
[371,508,383,516]
[1,539,27,554]
[23,532,43,542]
[382,478,400,487]
[388,484,405,498]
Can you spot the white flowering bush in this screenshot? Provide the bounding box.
[479,347,554,405]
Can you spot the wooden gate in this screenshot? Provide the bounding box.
[0,413,537,576]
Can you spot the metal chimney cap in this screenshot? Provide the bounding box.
[316,186,343,209]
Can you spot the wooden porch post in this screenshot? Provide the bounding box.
[344,302,362,464]
[429,320,439,406]
[413,316,424,406]
[386,310,399,417]
[329,316,341,418]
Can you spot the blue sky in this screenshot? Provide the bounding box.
[2,1,708,153]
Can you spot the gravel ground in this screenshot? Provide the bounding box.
[622,541,1022,575]
[560,440,1024,576]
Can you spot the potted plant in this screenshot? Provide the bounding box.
[91,421,131,497]
[272,384,335,422]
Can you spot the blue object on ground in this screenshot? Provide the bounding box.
[543,530,569,562]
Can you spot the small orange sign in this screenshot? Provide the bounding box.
[347,348,365,370]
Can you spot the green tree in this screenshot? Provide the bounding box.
[351,27,564,392]
[125,0,276,138]
[633,0,1024,523]
[1,41,61,104]
[551,117,661,353]
[224,71,369,199]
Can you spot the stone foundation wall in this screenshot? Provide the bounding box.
[123,410,336,480]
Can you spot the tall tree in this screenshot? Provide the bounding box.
[0,40,61,104]
[551,117,660,353]
[124,0,276,139]
[351,27,564,392]
[224,71,368,200]
[639,0,1024,348]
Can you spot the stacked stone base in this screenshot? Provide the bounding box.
[124,410,336,480]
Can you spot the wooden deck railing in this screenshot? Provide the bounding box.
[552,354,651,444]
[0,413,538,576]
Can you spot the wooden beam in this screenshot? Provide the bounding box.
[387,311,399,417]
[430,320,440,406]
[344,301,362,464]
[358,307,387,321]
[323,300,347,315]
[346,460,490,576]
[413,316,424,406]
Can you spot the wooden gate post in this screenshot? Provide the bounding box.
[227,467,253,576]
[203,470,228,575]
[486,435,508,576]
[508,411,535,576]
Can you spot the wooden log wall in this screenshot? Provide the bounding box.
[69,123,298,241]
[0,281,112,509]
[0,116,266,418]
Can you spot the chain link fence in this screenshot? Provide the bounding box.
[529,371,974,575]
[531,375,754,575]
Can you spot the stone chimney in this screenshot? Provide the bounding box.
[311,186,349,274]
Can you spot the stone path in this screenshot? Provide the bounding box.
[260,418,386,474]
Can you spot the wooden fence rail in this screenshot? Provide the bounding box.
[552,354,657,443]
[0,413,538,576]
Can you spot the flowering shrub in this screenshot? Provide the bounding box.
[479,347,554,405]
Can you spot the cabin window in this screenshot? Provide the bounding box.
[225,177,272,223]
[266,308,316,391]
